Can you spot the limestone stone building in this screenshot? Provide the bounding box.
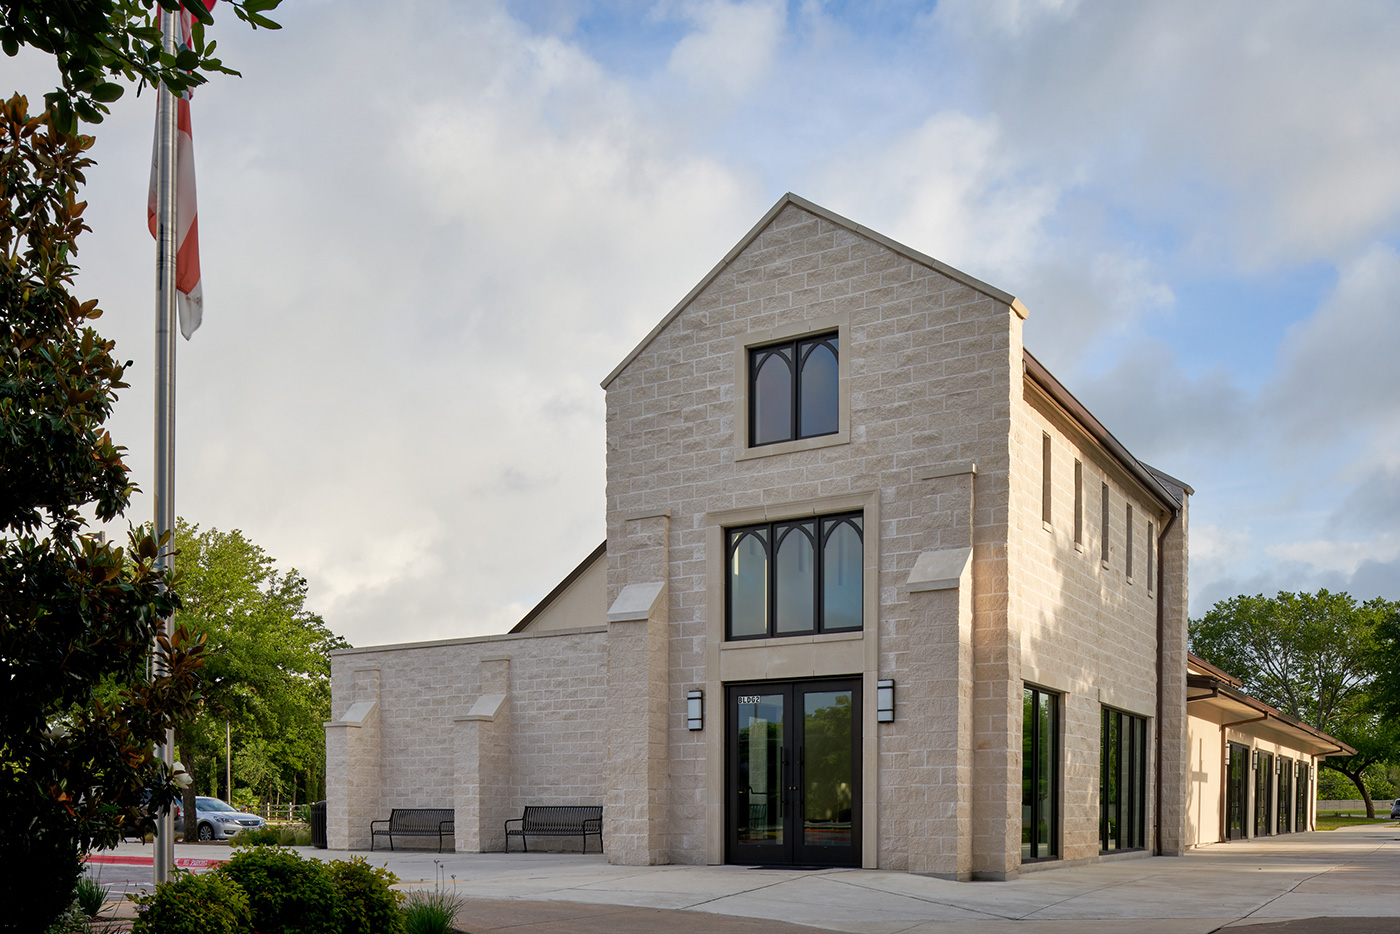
[324,194,1341,878]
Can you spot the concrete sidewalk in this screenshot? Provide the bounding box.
[92,824,1400,932]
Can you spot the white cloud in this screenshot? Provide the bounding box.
[1190,523,1254,567]
[10,0,1400,645]
[665,0,787,98]
[930,0,1400,267]
[1266,243,1400,444]
[1266,536,1400,578]
[48,0,763,647]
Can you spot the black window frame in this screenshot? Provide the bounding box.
[725,511,864,641]
[748,333,839,447]
[1100,706,1148,852]
[1022,685,1060,862]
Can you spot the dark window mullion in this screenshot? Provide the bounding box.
[1032,691,1040,855]
[1113,712,1121,850]
[813,516,825,634]
[770,523,782,640]
[790,339,802,444]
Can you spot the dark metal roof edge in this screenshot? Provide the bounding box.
[1187,652,1242,687]
[1022,349,1184,514]
[509,541,608,634]
[1212,683,1356,755]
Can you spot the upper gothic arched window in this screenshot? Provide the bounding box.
[749,334,839,447]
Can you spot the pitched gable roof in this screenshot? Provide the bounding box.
[601,192,1028,389]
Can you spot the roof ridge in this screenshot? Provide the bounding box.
[601,192,1024,389]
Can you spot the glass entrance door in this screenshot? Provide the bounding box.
[726,679,861,867]
[1255,751,1274,836]
[1225,742,1248,840]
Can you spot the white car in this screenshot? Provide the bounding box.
[173,796,266,841]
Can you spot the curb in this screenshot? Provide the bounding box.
[87,853,226,869]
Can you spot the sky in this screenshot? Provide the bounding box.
[5,0,1400,647]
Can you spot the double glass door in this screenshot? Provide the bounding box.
[726,679,861,867]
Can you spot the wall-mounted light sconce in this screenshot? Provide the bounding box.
[877,680,895,723]
[687,689,703,731]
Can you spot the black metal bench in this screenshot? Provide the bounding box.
[370,807,454,852]
[504,805,603,853]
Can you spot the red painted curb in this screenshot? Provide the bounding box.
[86,854,226,868]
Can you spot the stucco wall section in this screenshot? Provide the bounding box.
[521,555,607,633]
[603,203,1022,868]
[1185,711,1224,846]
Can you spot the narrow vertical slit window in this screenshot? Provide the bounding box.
[1073,459,1083,547]
[1125,504,1134,579]
[1041,433,1052,526]
[1100,483,1111,564]
[1147,522,1155,592]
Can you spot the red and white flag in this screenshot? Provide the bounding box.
[148,1,214,340]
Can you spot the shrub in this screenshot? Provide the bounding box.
[217,846,337,934]
[231,824,283,846]
[73,875,107,919]
[130,870,251,934]
[278,822,314,846]
[328,856,406,934]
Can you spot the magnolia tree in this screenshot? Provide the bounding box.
[0,94,209,930]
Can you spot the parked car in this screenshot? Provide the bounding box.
[1390,798,1400,819]
[173,796,266,841]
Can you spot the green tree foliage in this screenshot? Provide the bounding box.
[171,519,347,834]
[0,93,206,931]
[1369,602,1400,722]
[1190,589,1399,817]
[0,0,282,133]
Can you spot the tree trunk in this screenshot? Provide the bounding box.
[1330,765,1376,818]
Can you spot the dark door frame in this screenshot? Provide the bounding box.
[724,678,862,867]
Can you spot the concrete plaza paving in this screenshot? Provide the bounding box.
[90,823,1400,932]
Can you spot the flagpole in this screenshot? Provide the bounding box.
[153,4,180,887]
